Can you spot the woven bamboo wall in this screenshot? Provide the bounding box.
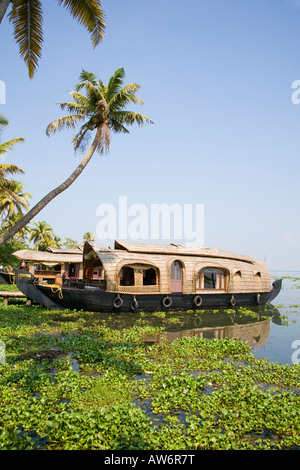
[83,242,271,295]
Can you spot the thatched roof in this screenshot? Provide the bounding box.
[113,240,255,264]
[13,249,82,264]
[47,247,82,255]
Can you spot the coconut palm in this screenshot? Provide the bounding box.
[0,163,25,205]
[0,115,24,155]
[63,237,79,248]
[0,68,153,246]
[0,180,31,220]
[0,0,105,78]
[83,231,95,242]
[29,221,56,251]
[0,115,27,212]
[0,212,30,240]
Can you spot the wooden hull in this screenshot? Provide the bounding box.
[15,269,282,312]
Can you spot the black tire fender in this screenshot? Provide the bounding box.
[162,296,172,308]
[113,296,123,309]
[131,298,138,310]
[193,295,202,307]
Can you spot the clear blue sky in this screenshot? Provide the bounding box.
[1,0,300,270]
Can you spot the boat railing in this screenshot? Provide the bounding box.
[35,270,61,277]
[118,285,160,294]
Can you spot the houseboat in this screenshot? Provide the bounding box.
[12,246,84,283]
[14,240,282,312]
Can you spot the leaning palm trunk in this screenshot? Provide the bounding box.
[0,127,101,245]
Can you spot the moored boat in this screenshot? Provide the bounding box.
[14,240,282,312]
[0,270,15,285]
[13,246,84,283]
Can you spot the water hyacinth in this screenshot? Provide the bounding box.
[0,295,299,450]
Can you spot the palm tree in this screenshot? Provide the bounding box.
[0,115,24,154]
[0,115,27,213]
[0,68,153,246]
[63,237,79,248]
[0,180,31,220]
[0,0,105,78]
[83,231,95,242]
[0,212,30,240]
[29,220,55,251]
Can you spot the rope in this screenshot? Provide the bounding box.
[50,284,63,299]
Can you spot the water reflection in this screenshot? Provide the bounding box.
[142,318,271,348]
[141,306,280,349]
[91,304,281,350]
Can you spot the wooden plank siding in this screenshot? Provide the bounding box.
[83,241,271,295]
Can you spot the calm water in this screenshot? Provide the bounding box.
[97,271,300,365]
[251,271,300,365]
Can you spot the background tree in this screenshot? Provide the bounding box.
[83,232,95,242]
[0,0,105,78]
[0,115,26,211]
[0,213,30,241]
[63,237,79,249]
[0,181,31,220]
[29,220,56,251]
[0,68,153,246]
[0,115,32,240]
[0,238,29,268]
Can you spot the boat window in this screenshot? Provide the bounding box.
[93,266,104,279]
[119,266,135,286]
[143,267,158,286]
[197,268,226,290]
[233,270,242,277]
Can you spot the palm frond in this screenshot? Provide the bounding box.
[46,114,86,136]
[112,110,154,127]
[0,137,25,155]
[0,185,29,209]
[59,100,89,115]
[106,68,126,101]
[77,69,98,87]
[76,70,104,104]
[8,0,43,79]
[72,124,92,152]
[69,91,91,107]
[0,115,8,132]
[108,83,143,110]
[0,163,25,176]
[58,0,105,47]
[108,119,130,134]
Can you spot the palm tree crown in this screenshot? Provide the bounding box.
[0,115,28,216]
[46,68,154,154]
[0,181,31,220]
[0,68,153,246]
[29,220,58,250]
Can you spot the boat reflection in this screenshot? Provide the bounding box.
[140,305,281,349]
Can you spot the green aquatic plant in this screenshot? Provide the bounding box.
[0,300,300,450]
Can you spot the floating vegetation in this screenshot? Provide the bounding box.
[0,297,299,450]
